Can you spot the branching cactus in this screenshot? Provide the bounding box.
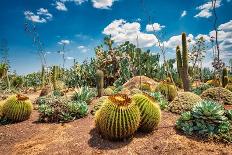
[95,94,140,140]
[222,68,228,88]
[96,70,104,97]
[176,33,190,91]
[2,94,33,122]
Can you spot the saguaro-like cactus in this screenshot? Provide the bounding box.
[176,33,190,91]
[222,68,228,88]
[96,70,104,97]
[51,66,58,90]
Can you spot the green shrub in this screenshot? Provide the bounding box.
[2,95,33,122]
[38,96,88,123]
[192,83,212,95]
[168,92,202,114]
[72,86,96,104]
[95,94,140,141]
[201,87,232,105]
[176,100,232,142]
[155,82,177,101]
[148,92,168,110]
[132,94,161,132]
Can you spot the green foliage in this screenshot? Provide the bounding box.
[132,94,161,132]
[155,82,177,101]
[168,92,202,114]
[148,92,168,110]
[176,100,232,142]
[96,70,104,97]
[2,95,33,122]
[72,86,96,104]
[11,76,23,88]
[38,96,88,123]
[95,94,140,140]
[192,83,212,95]
[201,87,232,105]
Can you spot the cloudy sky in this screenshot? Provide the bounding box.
[0,0,232,74]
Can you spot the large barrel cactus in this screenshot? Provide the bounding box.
[132,94,161,132]
[2,94,33,122]
[0,100,5,118]
[95,94,140,140]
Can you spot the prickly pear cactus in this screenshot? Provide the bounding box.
[132,93,161,132]
[95,94,140,140]
[2,94,33,122]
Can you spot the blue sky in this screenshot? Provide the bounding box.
[0,0,232,75]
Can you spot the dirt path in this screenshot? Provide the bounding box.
[0,93,232,155]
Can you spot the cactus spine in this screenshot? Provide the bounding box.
[96,70,104,97]
[222,68,228,88]
[51,66,58,90]
[2,94,33,122]
[95,94,140,140]
[176,33,190,91]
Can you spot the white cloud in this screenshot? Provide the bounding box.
[55,1,68,11]
[77,45,89,53]
[58,40,71,45]
[164,34,195,49]
[24,8,52,23]
[218,20,232,31]
[227,0,231,2]
[78,45,85,49]
[91,0,116,9]
[66,56,75,60]
[194,0,222,18]
[61,0,87,5]
[146,23,165,32]
[103,19,158,48]
[181,10,187,18]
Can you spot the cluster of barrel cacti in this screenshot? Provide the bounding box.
[95,93,161,141]
[1,94,33,122]
[155,82,177,101]
[176,33,190,91]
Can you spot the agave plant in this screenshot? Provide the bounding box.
[72,86,96,103]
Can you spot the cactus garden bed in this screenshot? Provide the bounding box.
[0,93,231,155]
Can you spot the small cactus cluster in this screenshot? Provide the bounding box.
[95,94,141,140]
[201,87,232,105]
[132,94,161,132]
[155,82,177,101]
[168,92,202,114]
[176,33,190,91]
[140,82,152,92]
[2,94,33,122]
[95,93,161,140]
[104,87,114,96]
[222,68,229,88]
[96,70,104,97]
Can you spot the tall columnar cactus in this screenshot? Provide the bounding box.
[222,68,228,88]
[2,94,33,122]
[176,33,190,91]
[132,94,161,132]
[95,94,140,140]
[51,66,58,90]
[41,65,45,88]
[96,70,104,97]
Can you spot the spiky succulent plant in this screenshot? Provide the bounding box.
[104,87,114,96]
[201,87,232,105]
[132,93,161,132]
[168,92,202,114]
[0,100,5,118]
[72,86,96,104]
[2,94,33,122]
[95,94,140,141]
[155,82,177,101]
[91,96,108,115]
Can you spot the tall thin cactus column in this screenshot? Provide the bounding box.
[222,67,228,88]
[41,65,45,88]
[96,70,104,97]
[176,33,190,91]
[51,66,58,90]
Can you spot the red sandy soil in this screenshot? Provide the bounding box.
[0,94,232,155]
